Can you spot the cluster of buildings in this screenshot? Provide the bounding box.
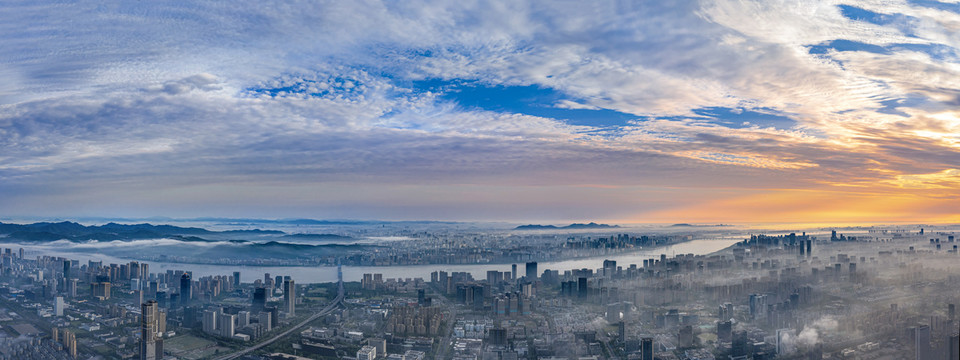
[0,244,313,359]
[339,232,686,267]
[0,226,958,360]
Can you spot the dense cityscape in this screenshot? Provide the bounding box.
[0,224,957,360]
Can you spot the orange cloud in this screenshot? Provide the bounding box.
[887,169,960,189]
[631,188,960,226]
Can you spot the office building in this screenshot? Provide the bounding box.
[950,333,958,360]
[266,305,279,328]
[67,278,78,298]
[679,325,694,348]
[368,338,387,356]
[603,259,617,277]
[487,270,502,286]
[750,294,767,320]
[357,345,377,360]
[283,278,295,316]
[641,337,654,360]
[618,321,625,343]
[914,325,930,360]
[253,287,267,313]
[526,261,538,280]
[140,300,164,360]
[180,273,192,306]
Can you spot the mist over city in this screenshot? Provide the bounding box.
[2,1,960,360]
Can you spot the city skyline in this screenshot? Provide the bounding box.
[0,223,955,359]
[3,1,960,224]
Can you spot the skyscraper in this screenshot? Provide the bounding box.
[53,296,65,316]
[67,278,78,298]
[238,311,250,327]
[202,309,219,334]
[949,333,958,360]
[717,321,732,342]
[914,325,930,360]
[603,259,617,277]
[641,337,654,360]
[219,312,236,338]
[140,300,164,360]
[266,306,279,328]
[258,311,272,331]
[233,271,241,288]
[283,278,295,316]
[472,285,484,311]
[180,273,192,306]
[91,281,111,300]
[487,270,501,286]
[252,287,267,313]
[749,294,767,320]
[732,331,749,357]
[526,261,538,280]
[618,321,625,343]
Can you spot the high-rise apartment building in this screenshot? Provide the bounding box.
[202,309,219,334]
[219,312,236,338]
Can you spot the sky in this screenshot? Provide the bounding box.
[1,0,959,224]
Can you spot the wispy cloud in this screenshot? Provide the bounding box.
[1,0,959,222]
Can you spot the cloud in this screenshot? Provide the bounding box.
[0,1,959,222]
[797,316,839,347]
[154,74,221,95]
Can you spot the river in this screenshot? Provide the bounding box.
[9,238,740,284]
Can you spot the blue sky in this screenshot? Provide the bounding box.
[1,0,960,223]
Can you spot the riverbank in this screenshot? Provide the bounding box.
[4,238,741,283]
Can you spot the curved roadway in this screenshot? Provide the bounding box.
[215,275,345,360]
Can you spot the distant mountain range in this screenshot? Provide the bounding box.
[670,223,732,227]
[0,221,349,243]
[281,233,353,240]
[514,222,620,230]
[19,216,468,226]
